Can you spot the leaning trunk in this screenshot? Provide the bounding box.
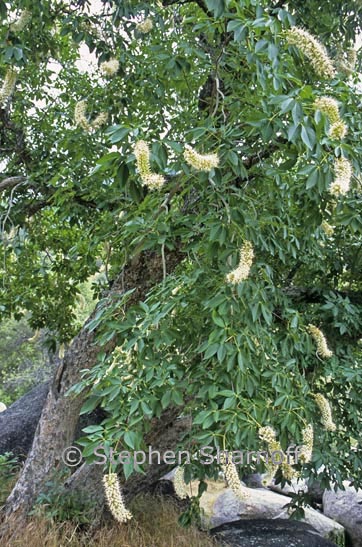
[1,249,183,526]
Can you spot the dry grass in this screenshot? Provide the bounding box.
[1,495,217,547]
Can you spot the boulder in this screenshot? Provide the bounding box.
[0,382,106,459]
[323,484,362,547]
[0,383,49,458]
[185,480,344,546]
[211,519,338,547]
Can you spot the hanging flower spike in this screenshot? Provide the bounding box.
[258,426,297,481]
[313,393,337,431]
[285,27,336,79]
[299,424,314,463]
[307,324,333,358]
[90,111,108,131]
[74,101,107,132]
[321,220,334,236]
[329,157,352,197]
[0,69,17,105]
[100,59,120,77]
[10,10,31,33]
[133,140,165,190]
[133,140,151,176]
[219,453,249,500]
[184,144,219,172]
[329,120,348,140]
[136,17,153,34]
[74,100,91,131]
[313,97,347,140]
[226,241,254,284]
[103,473,133,523]
[173,466,189,500]
[142,172,165,190]
[314,96,340,124]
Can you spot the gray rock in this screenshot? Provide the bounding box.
[0,382,106,460]
[211,519,338,547]
[0,383,49,459]
[242,473,264,488]
[323,484,362,547]
[193,481,344,545]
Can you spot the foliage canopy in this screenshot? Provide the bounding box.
[1,0,362,508]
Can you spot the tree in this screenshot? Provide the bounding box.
[1,0,362,529]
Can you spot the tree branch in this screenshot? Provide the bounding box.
[0,176,27,193]
[284,286,362,306]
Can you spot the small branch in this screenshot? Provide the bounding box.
[0,176,27,193]
[283,286,362,306]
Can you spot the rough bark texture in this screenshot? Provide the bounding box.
[1,248,183,526]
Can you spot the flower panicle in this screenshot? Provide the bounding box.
[285,27,336,79]
[133,140,165,190]
[258,426,298,481]
[299,424,314,463]
[329,157,352,197]
[313,393,336,431]
[103,473,133,524]
[314,96,340,124]
[0,69,17,105]
[74,100,107,132]
[226,240,254,284]
[219,453,249,500]
[10,10,31,32]
[313,96,348,140]
[184,144,219,172]
[307,324,333,358]
[329,120,348,140]
[136,17,153,34]
[173,466,189,500]
[321,220,334,236]
[100,59,120,77]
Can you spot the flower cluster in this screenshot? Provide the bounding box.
[314,96,347,140]
[103,473,133,523]
[133,140,165,190]
[314,97,339,124]
[321,220,334,236]
[10,10,31,32]
[313,393,337,431]
[307,324,333,358]
[184,144,219,172]
[299,424,314,463]
[220,453,249,500]
[136,17,153,34]
[226,241,254,284]
[329,120,348,140]
[100,59,120,77]
[339,48,357,76]
[173,466,189,500]
[329,157,352,197]
[74,100,108,132]
[285,27,336,79]
[0,69,17,105]
[258,426,297,481]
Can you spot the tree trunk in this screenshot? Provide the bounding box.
[1,248,183,528]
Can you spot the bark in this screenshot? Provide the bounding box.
[1,247,183,527]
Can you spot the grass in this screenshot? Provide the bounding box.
[1,495,217,547]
